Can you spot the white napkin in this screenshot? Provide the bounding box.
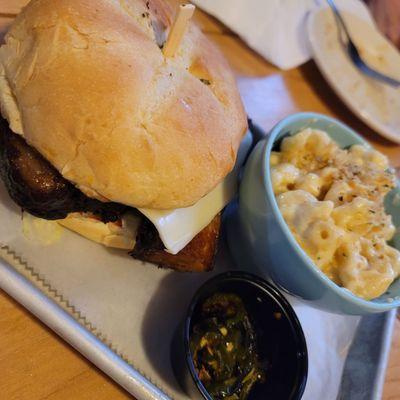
[289,297,360,400]
[192,0,374,70]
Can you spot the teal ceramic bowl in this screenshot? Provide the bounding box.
[228,112,400,315]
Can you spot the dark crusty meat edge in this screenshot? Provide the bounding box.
[131,214,221,272]
[0,118,127,221]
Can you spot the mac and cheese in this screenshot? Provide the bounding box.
[271,128,399,300]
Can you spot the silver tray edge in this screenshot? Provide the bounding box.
[372,309,397,400]
[0,258,170,400]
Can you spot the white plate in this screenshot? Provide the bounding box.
[307,7,400,144]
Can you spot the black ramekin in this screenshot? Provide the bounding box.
[171,271,308,400]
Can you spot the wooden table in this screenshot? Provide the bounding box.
[0,1,399,399]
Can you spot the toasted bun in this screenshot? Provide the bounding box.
[0,0,247,209]
[58,212,140,249]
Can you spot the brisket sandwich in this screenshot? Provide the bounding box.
[0,0,247,271]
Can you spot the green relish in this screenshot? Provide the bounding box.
[190,293,266,400]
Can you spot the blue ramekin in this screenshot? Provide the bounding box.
[227,112,400,315]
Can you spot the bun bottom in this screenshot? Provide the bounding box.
[58,212,140,250]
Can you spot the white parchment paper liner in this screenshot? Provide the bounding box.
[0,180,363,399]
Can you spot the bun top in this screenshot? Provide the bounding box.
[0,0,247,209]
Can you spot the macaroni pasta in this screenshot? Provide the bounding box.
[271,128,399,300]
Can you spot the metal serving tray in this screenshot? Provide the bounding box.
[0,226,396,400]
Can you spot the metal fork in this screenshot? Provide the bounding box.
[327,0,400,88]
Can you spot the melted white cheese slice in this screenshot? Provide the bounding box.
[139,132,253,254]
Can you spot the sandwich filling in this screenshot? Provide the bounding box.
[0,117,251,271]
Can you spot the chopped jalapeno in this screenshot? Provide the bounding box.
[190,293,266,400]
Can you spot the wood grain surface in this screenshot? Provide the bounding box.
[0,1,399,399]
